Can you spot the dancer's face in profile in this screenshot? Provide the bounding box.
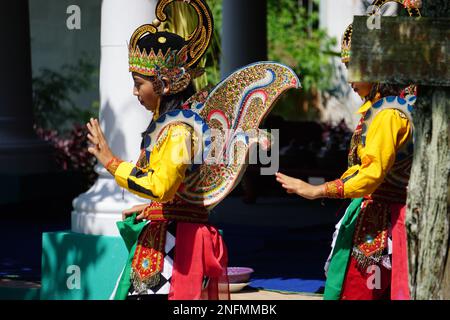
[344,61,373,100]
[132,73,163,112]
[349,82,373,100]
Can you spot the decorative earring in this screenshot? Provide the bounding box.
[152,98,160,121]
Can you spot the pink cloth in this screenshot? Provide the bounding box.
[340,201,411,300]
[169,222,229,300]
[390,203,410,300]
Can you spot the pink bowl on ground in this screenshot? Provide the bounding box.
[227,267,254,283]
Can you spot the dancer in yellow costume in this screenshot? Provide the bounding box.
[86,0,228,300]
[86,0,300,301]
[276,0,420,300]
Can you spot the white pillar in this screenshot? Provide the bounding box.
[72,0,157,236]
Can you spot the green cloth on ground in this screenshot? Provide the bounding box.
[113,213,147,300]
[323,198,363,300]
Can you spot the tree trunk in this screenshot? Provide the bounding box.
[406,87,450,299]
[405,0,450,300]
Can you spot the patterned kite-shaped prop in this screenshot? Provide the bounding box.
[145,62,300,210]
[183,62,300,209]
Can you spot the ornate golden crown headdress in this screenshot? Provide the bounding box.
[341,24,353,64]
[341,0,421,64]
[128,0,213,94]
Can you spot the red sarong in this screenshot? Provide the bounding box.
[169,222,230,300]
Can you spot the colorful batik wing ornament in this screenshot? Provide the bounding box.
[181,62,300,209]
[144,62,300,210]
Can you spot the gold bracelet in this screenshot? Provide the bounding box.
[324,179,345,199]
[106,157,123,176]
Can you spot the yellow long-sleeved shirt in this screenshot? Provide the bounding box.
[108,123,194,203]
[325,101,412,198]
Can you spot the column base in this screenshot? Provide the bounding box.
[72,167,149,236]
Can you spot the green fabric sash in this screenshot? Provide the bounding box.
[323,198,363,300]
[113,214,147,300]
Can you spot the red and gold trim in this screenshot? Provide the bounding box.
[106,157,123,176]
[142,198,209,223]
[135,149,147,169]
[351,198,390,270]
[131,221,168,292]
[325,179,345,199]
[130,196,210,292]
[348,116,364,167]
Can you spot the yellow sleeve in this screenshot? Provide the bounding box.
[112,124,193,203]
[325,109,411,198]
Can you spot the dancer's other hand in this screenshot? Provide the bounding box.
[275,172,325,200]
[86,118,115,167]
[122,204,149,221]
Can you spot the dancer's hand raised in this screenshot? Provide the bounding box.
[86,118,115,168]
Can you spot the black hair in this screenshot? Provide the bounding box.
[366,83,404,102]
[160,82,196,114]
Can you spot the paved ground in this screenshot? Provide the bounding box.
[211,196,343,291]
[0,195,348,299]
[0,279,323,300]
[231,288,323,300]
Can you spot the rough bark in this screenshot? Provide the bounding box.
[406,87,450,299]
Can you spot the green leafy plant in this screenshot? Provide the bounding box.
[32,56,99,132]
[162,0,222,89]
[267,0,338,121]
[268,0,337,92]
[32,56,99,187]
[203,0,223,87]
